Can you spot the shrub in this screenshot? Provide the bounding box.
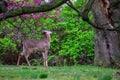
[0,38,17,56]
[39,73,48,79]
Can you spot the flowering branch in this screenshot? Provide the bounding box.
[0,0,69,21]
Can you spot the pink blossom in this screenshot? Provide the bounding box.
[31,13,38,19]
[0,13,5,19]
[22,14,27,19]
[39,12,43,16]
[24,0,28,2]
[34,0,42,5]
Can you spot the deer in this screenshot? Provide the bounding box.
[17,30,52,67]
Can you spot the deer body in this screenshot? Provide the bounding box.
[23,39,50,52]
[17,30,52,67]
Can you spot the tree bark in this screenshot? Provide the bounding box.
[93,0,120,67]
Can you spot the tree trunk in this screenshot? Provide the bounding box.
[93,0,120,67]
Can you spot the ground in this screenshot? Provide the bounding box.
[0,65,120,80]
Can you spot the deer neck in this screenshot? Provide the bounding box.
[45,33,51,42]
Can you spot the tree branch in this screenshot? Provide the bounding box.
[82,0,95,21]
[81,0,120,31]
[66,0,81,16]
[66,0,104,30]
[0,0,69,21]
[81,0,102,30]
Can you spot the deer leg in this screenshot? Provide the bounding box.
[25,49,33,66]
[17,52,23,66]
[42,52,46,67]
[25,55,31,66]
[42,52,48,67]
[43,50,48,67]
[45,52,48,67]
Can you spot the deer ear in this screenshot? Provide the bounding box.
[42,30,47,32]
[42,30,45,33]
[42,30,47,35]
[42,31,46,35]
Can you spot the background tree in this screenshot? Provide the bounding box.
[65,0,120,68]
[93,0,120,67]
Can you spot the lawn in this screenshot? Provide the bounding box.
[0,65,120,80]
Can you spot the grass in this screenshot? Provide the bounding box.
[0,65,120,80]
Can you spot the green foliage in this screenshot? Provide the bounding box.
[0,38,17,56]
[39,73,48,79]
[100,75,112,80]
[49,3,94,64]
[58,29,94,57]
[0,0,94,65]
